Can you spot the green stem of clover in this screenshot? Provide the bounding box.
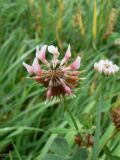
[92,75,104,160]
[63,97,82,138]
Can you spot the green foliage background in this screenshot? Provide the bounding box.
[0,0,120,159]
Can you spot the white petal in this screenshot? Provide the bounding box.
[48,45,59,55]
[98,64,104,73]
[114,65,119,72]
[99,60,105,66]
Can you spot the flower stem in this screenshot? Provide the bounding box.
[92,76,103,160]
[63,97,80,136]
[92,96,102,160]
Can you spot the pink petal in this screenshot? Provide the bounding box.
[46,80,53,99]
[32,58,42,75]
[64,85,72,95]
[67,71,80,76]
[46,88,52,99]
[36,45,47,62]
[60,44,71,65]
[32,76,41,81]
[64,44,71,61]
[70,56,81,70]
[59,78,72,95]
[23,62,34,74]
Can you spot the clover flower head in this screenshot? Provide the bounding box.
[111,107,120,131]
[23,44,83,100]
[94,59,119,76]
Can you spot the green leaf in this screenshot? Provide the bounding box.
[43,154,64,160]
[104,145,112,159]
[65,131,76,147]
[92,91,102,160]
[83,100,96,114]
[64,111,75,128]
[99,124,115,153]
[50,136,70,157]
[64,111,82,130]
[107,33,120,43]
[101,101,111,112]
[69,147,88,160]
[111,156,120,160]
[51,127,71,134]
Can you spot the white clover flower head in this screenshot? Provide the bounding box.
[23,44,83,100]
[94,59,119,76]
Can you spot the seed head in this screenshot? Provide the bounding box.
[74,135,83,147]
[74,134,94,148]
[111,107,120,131]
[23,45,83,100]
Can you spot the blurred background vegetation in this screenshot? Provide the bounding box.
[0,0,120,159]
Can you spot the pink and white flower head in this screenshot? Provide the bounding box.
[94,59,119,76]
[23,44,83,100]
